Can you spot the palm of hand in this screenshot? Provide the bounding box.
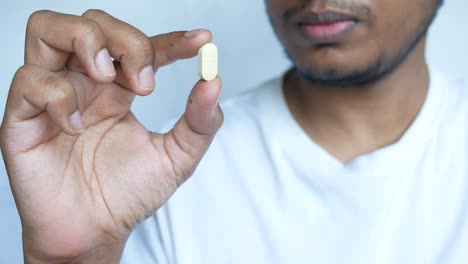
[4,71,181,255]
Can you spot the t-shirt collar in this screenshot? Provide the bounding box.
[258,66,448,177]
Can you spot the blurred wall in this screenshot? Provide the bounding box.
[0,0,466,262]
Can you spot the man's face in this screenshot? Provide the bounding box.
[266,0,442,86]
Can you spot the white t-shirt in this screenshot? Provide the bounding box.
[122,67,468,264]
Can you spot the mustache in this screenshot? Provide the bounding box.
[283,0,373,23]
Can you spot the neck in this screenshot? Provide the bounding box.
[284,39,430,164]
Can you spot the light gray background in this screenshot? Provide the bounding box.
[0,1,466,262]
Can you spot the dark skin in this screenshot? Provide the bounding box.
[266,0,441,162]
[0,0,442,262]
[0,10,223,263]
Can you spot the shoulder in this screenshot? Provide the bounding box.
[427,66,468,147]
[432,67,468,117]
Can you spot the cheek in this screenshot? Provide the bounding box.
[266,0,300,30]
[371,0,426,57]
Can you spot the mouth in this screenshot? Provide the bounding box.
[294,11,359,45]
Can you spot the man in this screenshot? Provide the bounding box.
[1,0,466,263]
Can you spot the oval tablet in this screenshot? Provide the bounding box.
[198,43,218,81]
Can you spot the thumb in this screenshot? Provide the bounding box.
[156,78,223,185]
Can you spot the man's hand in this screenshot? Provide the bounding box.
[0,9,223,263]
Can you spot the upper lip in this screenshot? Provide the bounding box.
[293,10,358,25]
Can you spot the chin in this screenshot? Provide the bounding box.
[293,61,389,87]
[287,47,390,87]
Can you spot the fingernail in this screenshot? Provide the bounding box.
[139,65,155,91]
[184,29,206,38]
[70,111,85,133]
[95,49,116,77]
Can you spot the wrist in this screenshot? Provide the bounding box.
[24,239,126,264]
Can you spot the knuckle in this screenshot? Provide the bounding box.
[126,30,153,59]
[15,65,35,80]
[82,9,115,30]
[82,9,115,25]
[74,19,105,46]
[77,19,103,38]
[13,65,41,86]
[42,76,73,103]
[13,65,73,105]
[82,9,107,19]
[27,10,53,33]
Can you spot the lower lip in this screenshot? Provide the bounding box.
[301,20,357,44]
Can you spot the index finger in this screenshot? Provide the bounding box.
[110,29,213,92]
[80,10,211,94]
[151,29,213,68]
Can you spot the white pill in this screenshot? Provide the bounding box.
[198,43,218,81]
